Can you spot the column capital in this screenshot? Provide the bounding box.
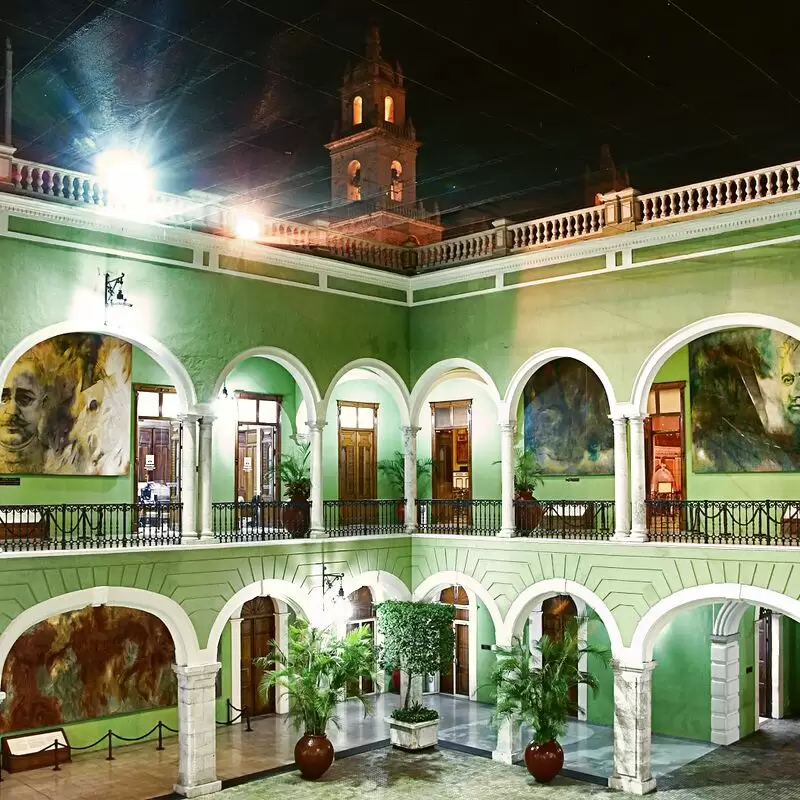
[306,420,327,433]
[611,659,657,675]
[198,414,216,427]
[711,633,740,645]
[400,424,421,435]
[173,662,221,686]
[177,411,202,424]
[628,413,648,424]
[498,420,517,433]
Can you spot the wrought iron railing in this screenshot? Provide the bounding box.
[646,500,800,545]
[0,503,182,551]
[515,500,615,539]
[211,500,310,542]
[415,499,502,536]
[322,499,406,536]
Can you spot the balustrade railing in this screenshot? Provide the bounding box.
[515,500,615,540]
[211,500,310,542]
[508,206,605,251]
[638,160,800,223]
[0,503,182,551]
[415,499,502,536]
[322,499,406,536]
[416,230,496,269]
[646,500,800,545]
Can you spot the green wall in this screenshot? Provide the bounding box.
[475,599,497,704]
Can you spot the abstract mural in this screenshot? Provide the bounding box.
[523,358,613,475]
[690,328,800,472]
[0,606,177,734]
[0,334,131,475]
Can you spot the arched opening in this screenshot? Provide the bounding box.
[352,95,363,125]
[390,160,403,201]
[347,159,362,201]
[346,587,376,696]
[384,95,394,123]
[411,360,502,532]
[438,585,470,697]
[240,596,276,717]
[541,595,579,713]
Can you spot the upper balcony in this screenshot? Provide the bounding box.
[2,148,800,276]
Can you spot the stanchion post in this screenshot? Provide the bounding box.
[245,707,252,733]
[157,721,164,751]
[53,740,60,771]
[106,730,114,761]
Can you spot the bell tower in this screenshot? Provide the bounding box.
[324,28,443,245]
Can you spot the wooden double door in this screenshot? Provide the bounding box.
[237,425,278,502]
[338,402,377,525]
[240,596,276,717]
[439,586,469,696]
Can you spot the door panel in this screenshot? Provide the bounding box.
[758,612,772,718]
[455,623,469,696]
[241,598,276,717]
[338,426,377,524]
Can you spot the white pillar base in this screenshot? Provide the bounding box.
[628,531,649,543]
[181,533,200,545]
[492,716,522,764]
[174,780,222,798]
[404,522,418,534]
[608,776,657,795]
[497,527,517,538]
[611,531,630,542]
[309,527,327,539]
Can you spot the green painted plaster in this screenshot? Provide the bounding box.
[413,277,495,303]
[218,255,319,286]
[503,256,605,287]
[327,277,406,303]
[475,600,497,704]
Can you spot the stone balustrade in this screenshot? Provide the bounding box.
[508,204,605,249]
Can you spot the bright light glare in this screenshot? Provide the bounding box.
[234,214,261,241]
[96,149,153,211]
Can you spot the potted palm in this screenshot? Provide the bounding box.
[377,600,455,749]
[377,452,433,523]
[489,615,609,783]
[512,446,545,532]
[280,440,311,535]
[256,620,375,780]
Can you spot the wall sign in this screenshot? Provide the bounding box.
[243,456,252,472]
[145,454,155,471]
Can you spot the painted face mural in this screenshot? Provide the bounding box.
[0,334,132,475]
[691,328,800,473]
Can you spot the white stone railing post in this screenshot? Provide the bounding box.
[611,415,631,540]
[308,420,326,538]
[198,415,214,541]
[178,413,200,543]
[710,633,740,745]
[609,660,657,795]
[497,421,517,538]
[629,414,648,542]
[173,662,222,797]
[402,425,421,533]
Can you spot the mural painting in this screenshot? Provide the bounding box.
[690,328,800,472]
[0,606,177,734]
[523,358,613,475]
[0,334,131,475]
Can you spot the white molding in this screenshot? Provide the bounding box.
[342,570,411,603]
[0,587,202,682]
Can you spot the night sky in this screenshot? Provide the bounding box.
[3,1,800,231]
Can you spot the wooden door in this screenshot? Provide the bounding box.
[237,428,259,502]
[439,586,469,696]
[241,596,276,717]
[338,427,377,524]
[433,430,454,500]
[542,595,579,714]
[758,610,772,718]
[137,423,171,484]
[260,426,278,500]
[455,623,469,696]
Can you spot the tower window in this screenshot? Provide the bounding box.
[390,160,403,202]
[347,159,362,201]
[353,96,363,126]
[384,95,394,123]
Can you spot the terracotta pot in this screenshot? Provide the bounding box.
[294,733,334,780]
[283,497,310,536]
[524,739,563,783]
[397,500,405,524]
[515,492,543,533]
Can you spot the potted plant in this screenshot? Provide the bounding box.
[377,600,455,749]
[377,452,433,522]
[506,446,545,531]
[255,620,375,780]
[280,440,311,535]
[489,615,609,783]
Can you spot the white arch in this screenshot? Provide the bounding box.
[210,346,322,423]
[0,587,202,686]
[713,600,750,638]
[413,571,504,637]
[343,570,411,603]
[321,359,411,427]
[410,358,502,425]
[502,347,617,423]
[0,320,197,412]
[630,312,800,414]
[501,578,624,653]
[630,584,800,664]
[205,578,316,656]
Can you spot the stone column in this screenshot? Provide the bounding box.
[609,661,657,795]
[492,716,522,764]
[197,415,214,541]
[710,633,740,745]
[771,613,784,718]
[611,415,631,540]
[173,663,222,798]
[402,425,421,533]
[308,420,326,538]
[178,413,200,543]
[497,421,517,538]
[629,414,648,542]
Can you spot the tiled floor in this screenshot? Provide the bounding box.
[0,696,790,800]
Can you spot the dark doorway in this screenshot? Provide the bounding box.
[346,586,376,696]
[241,596,276,717]
[542,595,579,715]
[758,608,773,719]
[431,400,472,525]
